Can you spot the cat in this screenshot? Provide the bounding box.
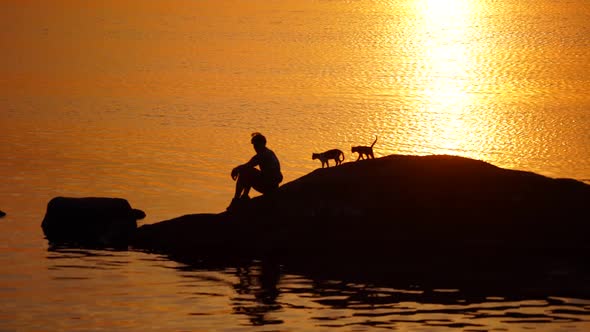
[352,136,377,161]
[312,149,345,168]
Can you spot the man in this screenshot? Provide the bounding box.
[228,132,283,210]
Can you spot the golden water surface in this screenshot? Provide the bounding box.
[1,1,590,331]
[1,0,589,217]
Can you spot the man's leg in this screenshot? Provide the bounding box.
[234,166,260,199]
[252,178,279,195]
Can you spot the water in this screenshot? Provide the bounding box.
[1,0,590,330]
[2,249,590,332]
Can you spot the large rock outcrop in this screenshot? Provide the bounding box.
[42,196,145,248]
[132,155,590,266]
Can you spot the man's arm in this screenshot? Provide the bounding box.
[243,154,260,168]
[231,155,260,180]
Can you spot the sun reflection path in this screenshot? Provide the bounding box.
[407,0,491,159]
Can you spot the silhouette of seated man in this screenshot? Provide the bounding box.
[228,133,283,210]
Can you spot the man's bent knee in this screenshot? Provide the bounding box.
[253,180,279,195]
[237,166,260,184]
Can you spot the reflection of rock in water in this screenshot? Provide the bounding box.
[296,273,590,330]
[180,258,590,331]
[232,261,283,326]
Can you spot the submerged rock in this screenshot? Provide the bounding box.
[132,155,590,264]
[42,197,145,248]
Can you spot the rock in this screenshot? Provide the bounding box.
[132,155,590,265]
[42,197,145,248]
[0,210,5,218]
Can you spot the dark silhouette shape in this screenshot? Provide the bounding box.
[352,136,377,160]
[133,154,590,274]
[170,258,590,329]
[232,261,282,325]
[312,149,345,168]
[229,133,283,210]
[0,210,5,218]
[41,196,145,248]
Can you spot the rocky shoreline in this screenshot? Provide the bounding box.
[132,154,590,264]
[42,154,590,267]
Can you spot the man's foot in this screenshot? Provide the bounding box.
[226,197,240,211]
[227,196,250,211]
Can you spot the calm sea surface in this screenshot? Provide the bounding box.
[1,0,589,330]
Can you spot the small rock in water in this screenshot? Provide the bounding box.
[41,197,145,248]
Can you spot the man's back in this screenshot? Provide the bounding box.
[255,148,282,184]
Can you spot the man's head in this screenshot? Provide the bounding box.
[251,132,267,153]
